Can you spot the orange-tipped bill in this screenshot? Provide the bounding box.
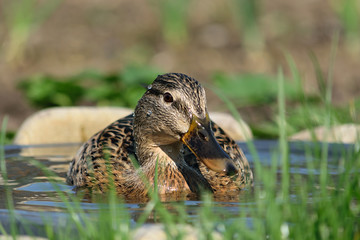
[181,114,238,176]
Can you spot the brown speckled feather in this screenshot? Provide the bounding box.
[67,114,252,198]
[67,114,214,199]
[66,115,138,195]
[67,73,253,200]
[183,120,253,194]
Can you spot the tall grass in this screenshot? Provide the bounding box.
[1,56,360,238]
[209,33,358,240]
[211,69,291,239]
[1,0,62,64]
[330,0,360,45]
[1,111,359,239]
[277,69,289,201]
[211,64,359,239]
[231,0,264,50]
[155,0,190,47]
[0,116,17,238]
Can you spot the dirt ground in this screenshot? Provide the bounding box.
[0,0,359,131]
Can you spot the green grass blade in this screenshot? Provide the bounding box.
[209,85,261,180]
[277,68,289,201]
[0,116,18,238]
[319,33,339,194]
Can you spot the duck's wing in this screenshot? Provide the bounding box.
[66,114,136,190]
[210,120,252,179]
[183,120,253,190]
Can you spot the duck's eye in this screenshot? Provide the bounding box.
[163,92,174,103]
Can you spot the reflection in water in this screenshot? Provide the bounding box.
[0,141,354,228]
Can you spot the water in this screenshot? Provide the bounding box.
[0,140,354,235]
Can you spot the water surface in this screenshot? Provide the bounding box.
[0,140,353,235]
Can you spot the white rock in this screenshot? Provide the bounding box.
[210,112,253,141]
[14,107,133,145]
[14,107,252,146]
[133,224,222,240]
[0,236,46,240]
[290,124,360,143]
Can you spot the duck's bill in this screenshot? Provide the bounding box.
[181,114,238,176]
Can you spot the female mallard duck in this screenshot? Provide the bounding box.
[66,73,253,199]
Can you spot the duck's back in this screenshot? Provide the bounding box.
[66,114,136,191]
[66,114,252,194]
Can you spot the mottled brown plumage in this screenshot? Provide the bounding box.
[66,73,253,200]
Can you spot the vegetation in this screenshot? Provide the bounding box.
[18,65,160,108]
[2,0,62,63]
[330,0,360,44]
[17,58,360,139]
[157,0,190,47]
[1,0,360,239]
[231,0,263,49]
[0,131,15,145]
[2,0,359,140]
[1,69,360,239]
[211,46,360,138]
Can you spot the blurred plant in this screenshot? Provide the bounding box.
[212,72,302,107]
[212,51,359,138]
[18,74,84,108]
[212,71,306,138]
[18,65,160,109]
[3,76,360,239]
[156,0,190,47]
[1,0,62,63]
[230,0,264,50]
[330,0,360,48]
[0,131,15,145]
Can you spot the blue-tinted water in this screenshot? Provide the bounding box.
[0,141,354,235]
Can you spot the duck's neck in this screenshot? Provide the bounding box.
[134,138,190,194]
[134,136,214,196]
[137,139,182,165]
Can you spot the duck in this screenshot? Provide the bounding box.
[66,73,253,200]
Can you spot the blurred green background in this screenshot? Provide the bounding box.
[0,0,359,140]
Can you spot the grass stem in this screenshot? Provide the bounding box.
[277,68,289,201]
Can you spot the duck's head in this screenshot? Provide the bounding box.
[134,73,238,176]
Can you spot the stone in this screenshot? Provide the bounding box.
[133,224,222,240]
[290,124,360,143]
[0,236,46,240]
[14,107,253,146]
[14,107,133,145]
[210,112,252,141]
